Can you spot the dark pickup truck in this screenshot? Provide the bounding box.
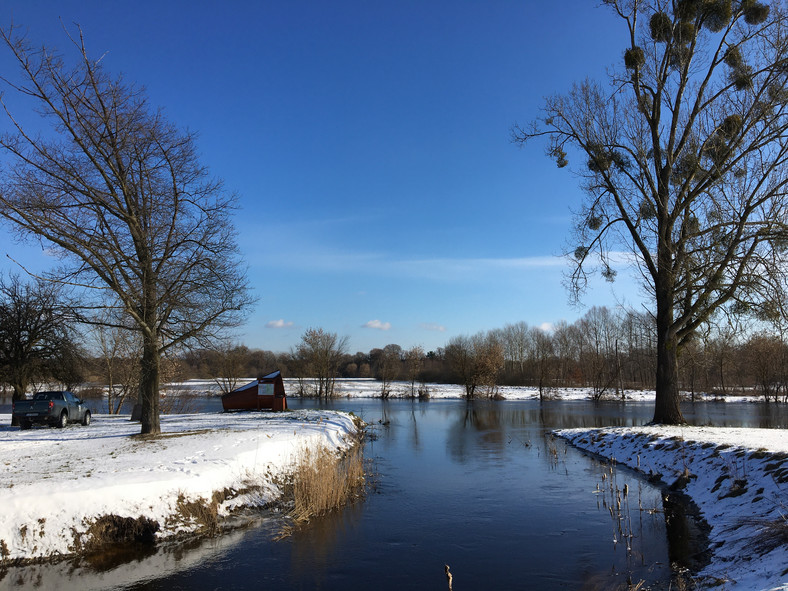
[12,391,92,430]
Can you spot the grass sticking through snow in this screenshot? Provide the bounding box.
[738,512,788,554]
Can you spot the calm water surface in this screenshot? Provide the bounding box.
[3,397,787,590]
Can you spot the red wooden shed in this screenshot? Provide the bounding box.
[221,370,288,412]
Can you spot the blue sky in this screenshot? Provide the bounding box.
[0,1,645,354]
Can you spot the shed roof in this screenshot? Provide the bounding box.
[229,371,283,394]
[232,380,258,393]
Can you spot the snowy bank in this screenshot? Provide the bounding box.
[0,410,359,563]
[556,425,788,590]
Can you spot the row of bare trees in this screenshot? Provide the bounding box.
[7,308,788,407]
[467,309,788,402]
[174,310,788,402]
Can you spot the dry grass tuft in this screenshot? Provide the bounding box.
[171,492,226,535]
[278,442,365,532]
[739,514,788,554]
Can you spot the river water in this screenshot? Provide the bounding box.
[3,397,787,590]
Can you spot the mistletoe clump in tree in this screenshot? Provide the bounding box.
[514,0,788,424]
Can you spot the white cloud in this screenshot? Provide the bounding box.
[538,322,554,332]
[363,319,391,331]
[266,319,294,329]
[420,323,446,332]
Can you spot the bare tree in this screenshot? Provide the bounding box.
[577,306,623,400]
[445,335,477,398]
[744,332,787,401]
[620,310,657,388]
[678,336,702,400]
[211,342,251,396]
[404,345,425,398]
[293,328,349,399]
[529,327,555,400]
[0,27,254,434]
[475,332,505,398]
[247,349,279,378]
[375,344,402,398]
[445,332,504,399]
[706,320,743,394]
[93,318,141,414]
[500,321,530,383]
[0,275,80,403]
[515,0,788,423]
[281,351,311,397]
[552,320,580,385]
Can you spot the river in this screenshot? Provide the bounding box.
[2,396,786,590]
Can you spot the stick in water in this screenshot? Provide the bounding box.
[445,564,453,591]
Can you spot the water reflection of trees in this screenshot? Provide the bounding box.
[315,398,786,468]
[288,504,365,586]
[662,493,711,576]
[445,401,506,462]
[441,400,657,463]
[683,400,788,429]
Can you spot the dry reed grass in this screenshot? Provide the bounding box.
[175,488,243,535]
[291,443,365,523]
[276,441,365,536]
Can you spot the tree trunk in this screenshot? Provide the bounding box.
[139,331,161,434]
[653,277,686,424]
[10,381,28,426]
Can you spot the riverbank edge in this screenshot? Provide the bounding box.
[555,426,788,591]
[0,411,363,567]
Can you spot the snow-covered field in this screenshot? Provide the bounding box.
[0,410,359,563]
[173,377,766,403]
[557,425,788,590]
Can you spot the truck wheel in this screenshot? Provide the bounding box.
[19,420,31,430]
[82,411,91,426]
[57,411,68,428]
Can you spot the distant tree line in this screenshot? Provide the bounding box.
[5,288,788,404]
[173,309,788,403]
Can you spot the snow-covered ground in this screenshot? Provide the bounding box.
[172,377,767,403]
[557,425,788,590]
[0,410,359,563]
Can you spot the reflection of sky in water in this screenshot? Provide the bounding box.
[8,398,783,590]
